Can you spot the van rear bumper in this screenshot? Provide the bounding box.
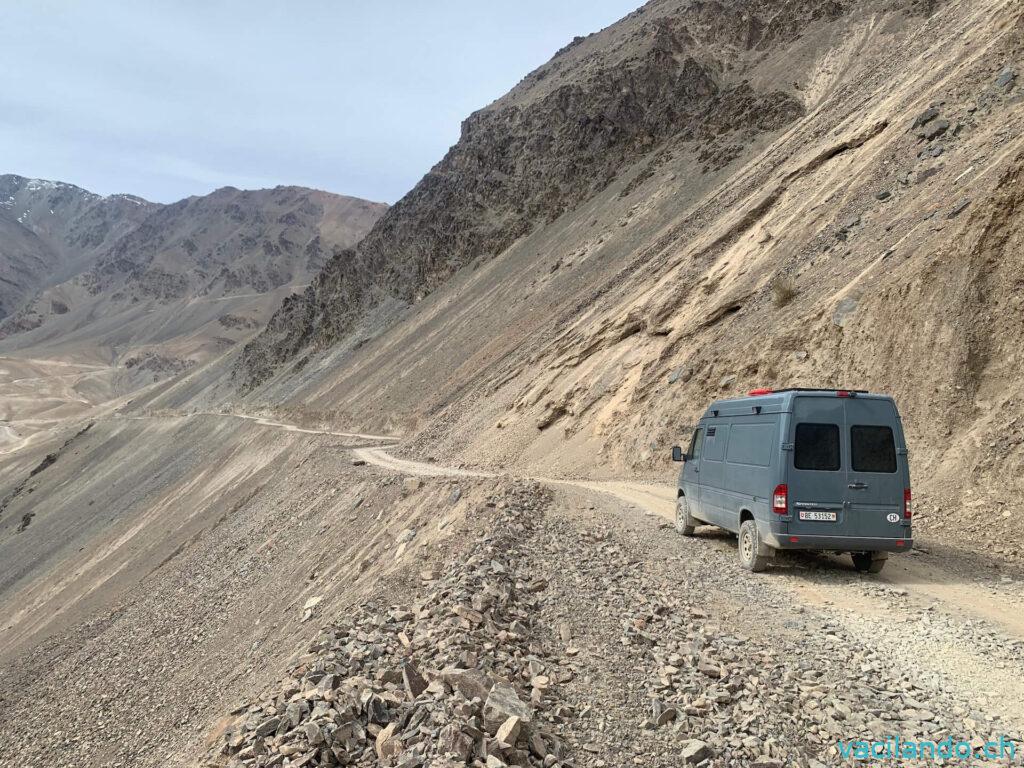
[763,531,912,553]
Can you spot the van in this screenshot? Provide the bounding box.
[670,388,912,573]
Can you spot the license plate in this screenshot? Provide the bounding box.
[799,510,837,521]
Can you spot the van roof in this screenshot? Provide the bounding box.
[701,388,895,419]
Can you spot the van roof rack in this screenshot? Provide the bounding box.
[747,387,870,395]
[771,387,869,393]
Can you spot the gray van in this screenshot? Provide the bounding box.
[671,388,912,573]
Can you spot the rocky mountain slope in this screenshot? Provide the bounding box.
[0,179,386,369]
[207,0,1024,564]
[236,0,830,386]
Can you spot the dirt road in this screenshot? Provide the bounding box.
[348,435,1024,731]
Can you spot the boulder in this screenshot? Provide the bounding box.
[483,683,533,734]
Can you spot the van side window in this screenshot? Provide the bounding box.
[794,423,840,471]
[851,425,897,473]
[689,428,703,460]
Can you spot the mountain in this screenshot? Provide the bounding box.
[236,0,822,385]
[223,0,1024,555]
[3,3,1024,768]
[0,175,155,321]
[0,178,386,367]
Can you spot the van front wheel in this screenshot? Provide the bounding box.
[739,520,769,572]
[675,498,696,536]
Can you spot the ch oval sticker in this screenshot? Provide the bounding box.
[886,512,900,523]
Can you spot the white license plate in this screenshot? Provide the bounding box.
[799,510,837,521]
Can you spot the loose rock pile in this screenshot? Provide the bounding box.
[212,484,571,768]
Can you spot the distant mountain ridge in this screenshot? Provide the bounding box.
[0,175,386,366]
[0,175,156,320]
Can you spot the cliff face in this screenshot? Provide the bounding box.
[236,0,850,387]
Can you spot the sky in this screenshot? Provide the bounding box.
[1,1,643,205]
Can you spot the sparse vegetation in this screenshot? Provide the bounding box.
[771,276,798,307]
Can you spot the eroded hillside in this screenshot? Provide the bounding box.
[214,0,1024,563]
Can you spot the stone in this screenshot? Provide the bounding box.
[402,662,428,699]
[304,721,324,746]
[253,717,281,738]
[285,701,304,728]
[396,528,417,544]
[486,756,508,768]
[668,367,691,385]
[947,199,971,218]
[483,683,533,733]
[921,119,950,141]
[454,605,484,624]
[402,477,422,494]
[656,706,677,726]
[995,67,1016,89]
[352,459,367,466]
[449,486,463,504]
[496,715,523,745]
[697,660,721,678]
[833,296,859,328]
[365,694,389,724]
[875,190,891,201]
[441,667,493,702]
[437,724,474,762]
[680,739,711,764]
[911,106,939,128]
[302,595,323,611]
[375,722,401,760]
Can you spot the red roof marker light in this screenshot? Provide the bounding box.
[749,388,774,396]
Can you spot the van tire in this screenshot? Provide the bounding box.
[852,552,887,573]
[739,520,769,572]
[675,498,696,536]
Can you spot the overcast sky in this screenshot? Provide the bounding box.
[1,1,642,204]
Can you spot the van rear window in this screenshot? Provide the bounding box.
[794,423,840,471]
[851,425,897,473]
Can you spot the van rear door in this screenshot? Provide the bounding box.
[787,396,847,536]
[843,398,905,540]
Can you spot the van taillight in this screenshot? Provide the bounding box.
[772,484,788,514]
[904,488,912,519]
[836,390,851,398]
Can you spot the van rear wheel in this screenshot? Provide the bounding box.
[675,498,696,536]
[852,552,886,573]
[739,520,769,572]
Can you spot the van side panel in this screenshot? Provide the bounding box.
[723,417,779,533]
[696,422,731,528]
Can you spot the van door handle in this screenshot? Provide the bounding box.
[848,482,869,490]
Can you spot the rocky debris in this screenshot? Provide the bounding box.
[911,105,940,128]
[918,118,950,141]
[947,198,971,218]
[212,485,571,768]
[832,296,859,327]
[995,67,1016,90]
